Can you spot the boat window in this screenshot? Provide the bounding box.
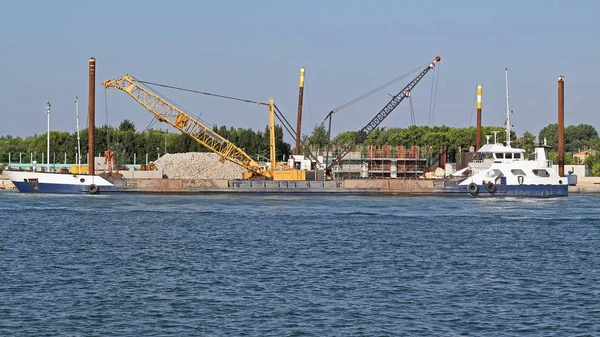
[482,153,493,160]
[532,169,549,177]
[505,153,513,159]
[511,169,526,176]
[495,153,504,159]
[514,153,521,159]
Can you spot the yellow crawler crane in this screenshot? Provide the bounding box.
[103,74,299,180]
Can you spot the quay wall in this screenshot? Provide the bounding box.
[0,173,16,190]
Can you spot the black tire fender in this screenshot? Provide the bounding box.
[485,182,497,193]
[467,182,479,195]
[89,184,99,194]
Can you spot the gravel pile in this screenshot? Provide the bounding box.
[155,152,247,180]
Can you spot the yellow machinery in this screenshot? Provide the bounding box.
[71,166,89,174]
[103,74,304,180]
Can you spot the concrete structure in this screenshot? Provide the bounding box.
[573,150,595,163]
[0,173,16,189]
[327,146,433,180]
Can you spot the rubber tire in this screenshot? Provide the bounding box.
[467,182,479,195]
[89,184,99,194]
[485,182,497,194]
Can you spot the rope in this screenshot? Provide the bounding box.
[104,88,110,148]
[138,80,268,106]
[326,61,429,119]
[139,82,210,125]
[409,95,416,126]
[274,104,321,166]
[103,78,270,158]
[274,104,301,144]
[428,66,435,126]
[468,85,477,127]
[430,62,441,126]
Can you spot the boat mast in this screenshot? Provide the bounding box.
[46,102,51,172]
[505,68,512,148]
[76,96,82,171]
[88,57,96,176]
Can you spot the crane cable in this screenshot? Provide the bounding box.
[428,62,441,126]
[325,61,430,119]
[139,78,317,163]
[109,77,315,165]
[100,83,197,157]
[138,80,268,106]
[409,96,416,126]
[104,88,111,148]
[320,60,433,147]
[141,82,216,124]
[468,85,477,127]
[431,62,441,125]
[274,104,322,166]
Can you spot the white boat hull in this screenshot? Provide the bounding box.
[4,171,118,194]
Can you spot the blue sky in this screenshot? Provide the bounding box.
[0,0,597,143]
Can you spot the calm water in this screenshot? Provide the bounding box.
[1,191,599,336]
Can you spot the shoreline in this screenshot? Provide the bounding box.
[2,173,600,194]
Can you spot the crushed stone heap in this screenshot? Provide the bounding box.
[155,152,247,180]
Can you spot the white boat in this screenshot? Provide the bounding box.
[442,69,571,197]
[444,142,569,197]
[4,170,118,194]
[4,96,123,194]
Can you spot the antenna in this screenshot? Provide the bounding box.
[505,68,512,147]
[76,97,82,171]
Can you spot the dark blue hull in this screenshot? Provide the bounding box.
[438,182,568,198]
[12,181,120,194]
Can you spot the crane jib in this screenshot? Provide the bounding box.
[329,56,440,167]
[359,64,436,138]
[103,74,269,178]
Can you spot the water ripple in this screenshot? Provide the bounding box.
[1,192,599,335]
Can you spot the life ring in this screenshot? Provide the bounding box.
[485,182,497,193]
[467,182,479,195]
[89,184,99,194]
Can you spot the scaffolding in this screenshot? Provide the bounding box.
[329,145,435,179]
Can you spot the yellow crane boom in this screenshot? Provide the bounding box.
[102,74,273,179]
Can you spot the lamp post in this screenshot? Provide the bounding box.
[161,127,168,154]
[46,102,51,172]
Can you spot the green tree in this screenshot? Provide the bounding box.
[591,136,600,152]
[538,123,558,148]
[119,119,136,132]
[548,152,575,166]
[539,123,598,152]
[330,131,356,147]
[565,124,598,152]
[306,124,328,152]
[518,131,537,156]
[585,154,600,176]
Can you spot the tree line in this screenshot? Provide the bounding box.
[303,123,600,175]
[0,120,291,168]
[3,120,600,175]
